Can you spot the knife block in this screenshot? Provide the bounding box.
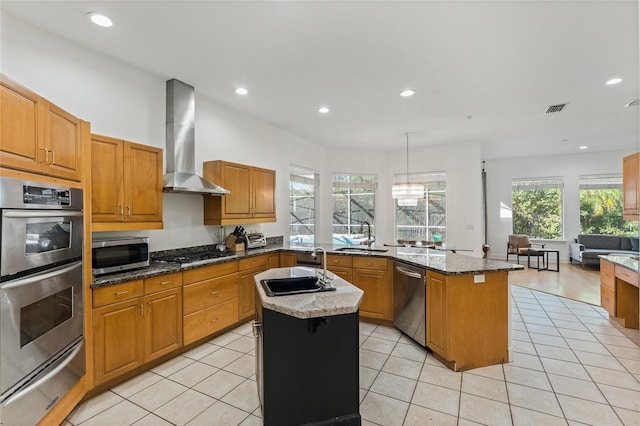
[225,234,245,252]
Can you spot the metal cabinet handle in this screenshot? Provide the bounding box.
[140,304,144,315]
[39,148,49,164]
[119,205,124,215]
[127,206,131,216]
[50,150,55,165]
[211,317,219,323]
[211,291,219,296]
[160,281,171,285]
[114,291,129,296]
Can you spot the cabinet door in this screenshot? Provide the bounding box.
[252,168,276,218]
[0,78,42,174]
[623,153,639,216]
[144,288,182,362]
[239,267,266,320]
[280,252,297,267]
[43,101,82,181]
[328,266,352,282]
[352,268,388,320]
[91,135,124,222]
[426,272,449,358]
[124,142,163,222]
[93,298,144,384]
[267,253,280,269]
[222,162,252,217]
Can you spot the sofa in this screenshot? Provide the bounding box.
[569,234,639,267]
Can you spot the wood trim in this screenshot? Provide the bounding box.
[91,221,164,232]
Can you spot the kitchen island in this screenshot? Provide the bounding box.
[254,267,363,426]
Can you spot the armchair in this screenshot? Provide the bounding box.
[507,234,546,264]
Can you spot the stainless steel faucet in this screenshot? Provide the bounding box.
[359,221,373,248]
[311,247,332,287]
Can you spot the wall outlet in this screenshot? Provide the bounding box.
[473,274,485,284]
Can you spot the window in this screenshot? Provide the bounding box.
[395,172,447,244]
[511,177,563,239]
[332,174,376,245]
[289,165,318,247]
[579,174,638,236]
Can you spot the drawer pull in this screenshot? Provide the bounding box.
[140,304,144,315]
[211,317,219,323]
[160,281,171,285]
[115,291,128,296]
[211,291,219,296]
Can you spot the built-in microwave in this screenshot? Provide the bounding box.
[91,236,149,275]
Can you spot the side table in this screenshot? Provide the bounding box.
[528,248,560,272]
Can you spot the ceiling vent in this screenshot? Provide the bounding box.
[625,99,639,107]
[545,103,568,114]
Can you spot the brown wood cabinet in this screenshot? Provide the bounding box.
[91,134,163,231]
[238,255,269,320]
[92,273,183,385]
[1,75,84,181]
[426,270,508,371]
[623,152,639,220]
[352,257,392,320]
[280,252,298,267]
[600,258,639,329]
[326,255,353,284]
[267,253,280,269]
[183,262,239,345]
[203,160,276,225]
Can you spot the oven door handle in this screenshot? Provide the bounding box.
[2,340,84,406]
[3,210,83,218]
[1,261,82,290]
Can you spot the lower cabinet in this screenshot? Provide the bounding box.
[279,252,297,267]
[267,253,280,269]
[426,272,448,357]
[352,257,392,321]
[239,255,269,321]
[326,255,353,282]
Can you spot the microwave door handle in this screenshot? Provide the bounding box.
[3,211,83,218]
[0,261,82,290]
[2,340,84,406]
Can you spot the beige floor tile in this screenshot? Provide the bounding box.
[521,315,554,326]
[597,384,640,411]
[150,355,195,377]
[182,342,220,360]
[461,373,508,403]
[585,323,627,337]
[224,354,256,378]
[390,342,428,363]
[230,321,253,336]
[381,355,422,380]
[529,332,569,348]
[110,371,163,398]
[613,406,640,426]
[209,331,242,346]
[360,348,389,370]
[66,390,123,424]
[618,357,640,374]
[359,334,367,346]
[503,365,552,391]
[133,413,175,426]
[419,363,462,391]
[552,319,589,332]
[80,400,148,426]
[239,415,262,426]
[359,366,378,390]
[558,327,600,342]
[411,381,460,416]
[519,308,549,319]
[512,329,531,342]
[557,394,624,425]
[465,364,504,381]
[370,371,417,402]
[403,404,458,425]
[226,335,256,353]
[534,343,579,362]
[221,379,261,413]
[129,378,188,411]
[252,406,262,418]
[370,325,402,342]
[168,360,218,387]
[200,347,244,368]
[193,370,245,399]
[607,344,640,361]
[509,352,544,371]
[360,391,409,426]
[584,365,640,391]
[510,406,567,426]
[547,373,607,403]
[154,388,216,426]
[361,336,397,355]
[526,323,561,336]
[546,311,581,322]
[542,305,573,315]
[186,401,249,426]
[574,350,626,371]
[595,333,640,349]
[359,388,367,403]
[359,322,377,335]
[508,381,564,417]
[565,337,610,355]
[540,357,591,380]
[513,339,537,355]
[458,393,512,425]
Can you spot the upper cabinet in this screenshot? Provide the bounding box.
[91,134,163,231]
[623,152,639,220]
[1,75,84,181]
[203,160,276,225]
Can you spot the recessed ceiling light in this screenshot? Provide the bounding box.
[318,106,330,114]
[87,12,113,27]
[579,146,588,150]
[605,78,623,86]
[234,87,248,95]
[400,89,416,97]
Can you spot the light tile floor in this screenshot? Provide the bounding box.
[66,285,640,425]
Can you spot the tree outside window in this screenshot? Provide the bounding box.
[395,172,447,244]
[512,177,563,239]
[332,174,376,245]
[290,165,318,247]
[579,174,638,236]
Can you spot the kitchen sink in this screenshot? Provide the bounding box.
[261,276,336,297]
[334,247,389,253]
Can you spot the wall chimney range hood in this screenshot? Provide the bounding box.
[162,78,230,195]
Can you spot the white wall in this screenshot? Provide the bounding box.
[484,149,636,262]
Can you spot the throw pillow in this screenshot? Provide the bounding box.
[631,236,639,252]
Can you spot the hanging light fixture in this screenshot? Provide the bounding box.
[392,132,424,204]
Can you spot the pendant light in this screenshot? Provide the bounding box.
[392,132,424,204]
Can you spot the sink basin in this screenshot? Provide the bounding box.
[261,276,336,297]
[334,247,388,253]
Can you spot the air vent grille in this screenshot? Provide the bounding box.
[625,99,639,107]
[545,103,568,114]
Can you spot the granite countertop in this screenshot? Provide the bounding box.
[254,267,364,319]
[600,254,639,273]
[92,261,181,288]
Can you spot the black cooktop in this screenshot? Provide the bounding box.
[154,251,236,266]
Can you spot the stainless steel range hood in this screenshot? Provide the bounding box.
[162,79,229,195]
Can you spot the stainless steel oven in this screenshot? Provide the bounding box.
[0,176,85,426]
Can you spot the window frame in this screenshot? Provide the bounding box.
[332,173,377,245]
[511,176,564,240]
[289,165,319,247]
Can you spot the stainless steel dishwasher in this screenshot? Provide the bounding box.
[393,261,427,346]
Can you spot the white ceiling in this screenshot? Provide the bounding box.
[2,1,639,159]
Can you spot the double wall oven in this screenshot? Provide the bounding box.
[0,176,85,426]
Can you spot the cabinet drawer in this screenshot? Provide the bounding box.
[183,274,238,315]
[615,266,639,287]
[327,255,353,268]
[353,256,388,271]
[183,298,239,345]
[239,255,268,271]
[145,272,182,294]
[182,260,238,285]
[600,259,615,290]
[600,284,615,316]
[93,280,144,308]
